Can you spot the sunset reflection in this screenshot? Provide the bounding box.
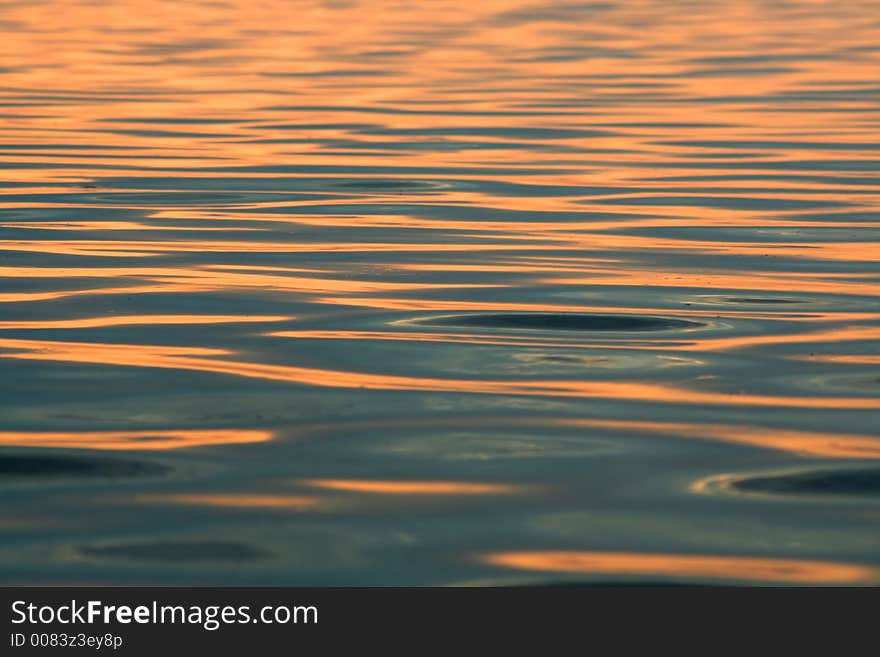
[2,336,877,409]
[0,429,273,451]
[552,419,880,459]
[1,0,878,586]
[138,493,320,509]
[482,551,877,584]
[305,479,516,495]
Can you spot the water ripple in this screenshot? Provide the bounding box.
[0,0,878,585]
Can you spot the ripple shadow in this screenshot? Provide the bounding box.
[414,313,703,332]
[0,454,169,479]
[731,468,880,498]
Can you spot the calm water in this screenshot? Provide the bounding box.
[1,0,879,585]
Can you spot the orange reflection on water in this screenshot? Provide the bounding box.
[554,418,880,459]
[790,354,880,364]
[372,265,880,303]
[2,336,878,410]
[0,284,215,304]
[305,479,515,495]
[0,239,568,258]
[138,493,320,509]
[314,294,880,319]
[0,264,494,296]
[0,221,253,233]
[544,269,880,300]
[251,212,877,236]
[270,320,880,352]
[0,315,290,330]
[678,324,880,354]
[482,551,877,584]
[0,266,324,278]
[0,0,878,587]
[0,428,273,451]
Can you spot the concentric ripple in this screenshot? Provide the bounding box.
[696,468,880,499]
[412,313,704,332]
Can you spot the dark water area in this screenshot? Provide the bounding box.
[0,0,878,586]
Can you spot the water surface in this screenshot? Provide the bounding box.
[1,0,878,586]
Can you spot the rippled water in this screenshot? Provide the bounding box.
[1,0,878,586]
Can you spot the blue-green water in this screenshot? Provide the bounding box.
[0,0,878,585]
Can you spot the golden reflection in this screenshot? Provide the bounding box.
[0,221,254,232]
[61,210,875,272]
[0,238,573,261]
[0,285,221,304]
[544,269,880,301]
[553,418,880,459]
[0,428,273,450]
[305,479,515,495]
[270,322,880,352]
[482,551,877,584]
[0,265,495,295]
[0,315,291,329]
[227,213,878,235]
[1,0,878,587]
[2,336,878,410]
[790,354,880,364]
[0,0,876,192]
[138,493,320,509]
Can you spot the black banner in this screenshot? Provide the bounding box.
[1,587,875,654]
